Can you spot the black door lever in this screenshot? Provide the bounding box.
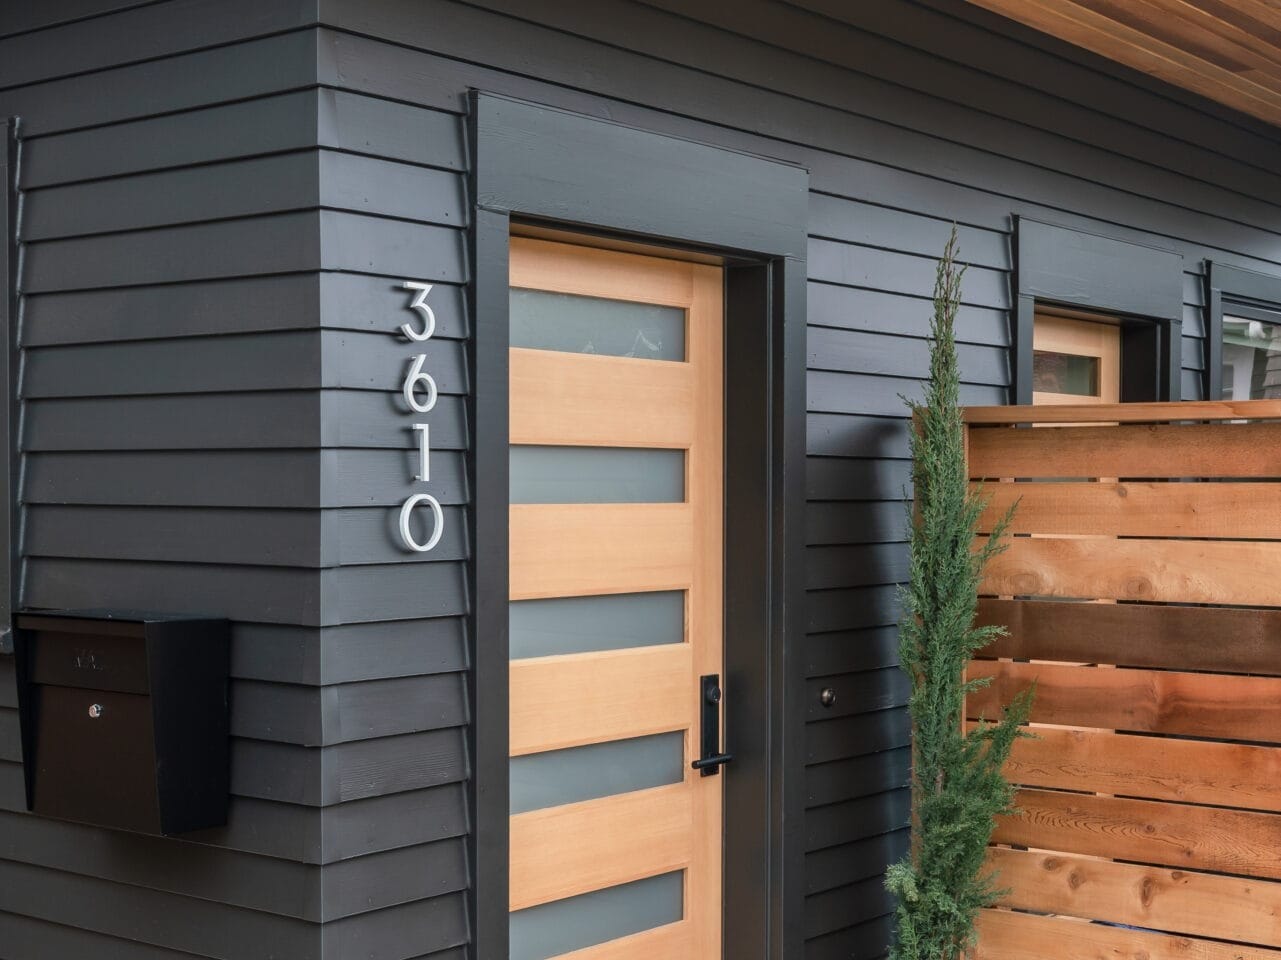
[692,674,733,776]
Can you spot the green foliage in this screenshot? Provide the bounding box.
[886,229,1034,960]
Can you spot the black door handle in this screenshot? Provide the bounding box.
[693,673,732,776]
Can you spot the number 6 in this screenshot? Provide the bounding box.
[403,354,438,413]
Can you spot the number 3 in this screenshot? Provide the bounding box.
[401,281,436,341]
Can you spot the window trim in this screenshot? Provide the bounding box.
[1206,262,1281,401]
[1012,216,1185,403]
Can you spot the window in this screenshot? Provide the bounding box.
[1221,316,1281,401]
[1207,263,1281,402]
[1014,218,1183,403]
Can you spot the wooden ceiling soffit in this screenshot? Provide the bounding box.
[964,0,1281,129]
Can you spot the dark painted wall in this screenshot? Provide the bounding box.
[0,0,1279,958]
[0,3,469,958]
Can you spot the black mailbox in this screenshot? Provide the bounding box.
[13,610,230,835]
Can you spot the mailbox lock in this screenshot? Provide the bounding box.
[87,703,105,719]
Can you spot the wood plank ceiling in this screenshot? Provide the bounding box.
[963,0,1281,129]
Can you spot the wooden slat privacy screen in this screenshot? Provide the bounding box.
[964,400,1281,960]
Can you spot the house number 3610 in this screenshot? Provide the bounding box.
[396,281,444,553]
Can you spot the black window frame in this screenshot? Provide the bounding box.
[466,92,809,960]
[1012,216,1185,404]
[1206,262,1281,402]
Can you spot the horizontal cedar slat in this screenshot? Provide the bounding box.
[965,399,1281,424]
[510,348,693,448]
[509,783,692,911]
[977,481,1281,538]
[557,920,692,960]
[509,502,692,600]
[989,848,1281,948]
[968,420,1281,478]
[968,660,1281,743]
[994,789,1281,879]
[975,907,1281,960]
[975,598,1281,675]
[509,644,692,756]
[999,724,1281,812]
[981,536,1281,606]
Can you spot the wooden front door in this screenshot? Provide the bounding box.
[506,237,724,959]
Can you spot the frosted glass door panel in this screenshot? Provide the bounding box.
[509,591,684,660]
[510,288,685,360]
[509,871,684,960]
[510,731,684,815]
[510,446,684,504]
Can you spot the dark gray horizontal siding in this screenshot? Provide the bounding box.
[0,30,317,137]
[0,857,318,959]
[21,150,464,241]
[0,910,214,960]
[0,0,315,82]
[0,0,156,38]
[313,10,1281,267]
[0,613,466,687]
[0,733,468,849]
[299,1,1281,951]
[0,6,473,959]
[24,272,468,345]
[0,0,1269,957]
[22,559,468,625]
[21,89,464,190]
[24,214,464,293]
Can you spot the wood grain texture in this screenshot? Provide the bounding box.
[509,348,694,448]
[968,659,1281,742]
[509,502,693,600]
[994,789,1281,879]
[980,535,1281,606]
[999,724,1281,812]
[556,920,692,960]
[963,0,1281,127]
[975,907,1281,960]
[975,598,1281,675]
[968,420,1281,478]
[509,235,697,306]
[964,398,1281,424]
[509,783,693,910]
[989,847,1281,947]
[977,481,1281,537]
[506,236,723,953]
[508,644,693,756]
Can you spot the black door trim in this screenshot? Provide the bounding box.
[466,92,809,960]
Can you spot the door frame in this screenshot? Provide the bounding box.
[466,93,809,960]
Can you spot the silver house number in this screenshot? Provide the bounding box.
[395,281,444,553]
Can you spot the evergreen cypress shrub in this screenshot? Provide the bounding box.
[885,228,1034,960]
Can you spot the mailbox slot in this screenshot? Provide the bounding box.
[30,629,150,694]
[13,611,229,836]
